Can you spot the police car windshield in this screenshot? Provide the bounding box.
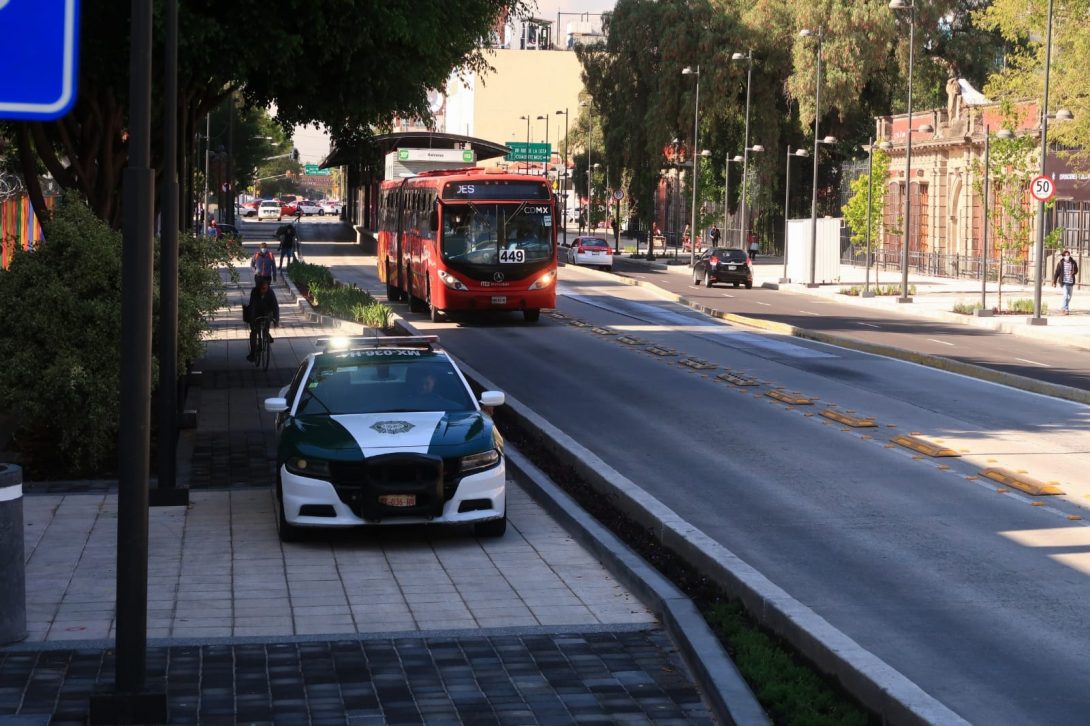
[296,352,474,415]
[441,203,553,265]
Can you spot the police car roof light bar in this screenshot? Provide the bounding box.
[315,335,440,351]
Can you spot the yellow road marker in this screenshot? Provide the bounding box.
[591,327,617,336]
[820,410,878,428]
[1068,515,1083,521]
[647,345,677,356]
[766,390,814,405]
[680,358,716,370]
[617,335,644,346]
[996,487,1009,493]
[716,372,758,386]
[980,468,1064,496]
[1032,501,1045,507]
[937,464,950,470]
[890,434,961,457]
[965,475,978,481]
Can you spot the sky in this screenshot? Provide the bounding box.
[290,0,616,162]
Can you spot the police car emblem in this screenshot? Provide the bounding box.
[370,421,415,435]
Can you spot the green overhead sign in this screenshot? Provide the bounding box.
[506,142,551,163]
[304,164,332,176]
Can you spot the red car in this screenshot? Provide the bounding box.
[279,201,298,218]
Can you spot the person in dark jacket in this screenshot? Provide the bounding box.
[277,223,299,269]
[1052,249,1080,314]
[246,278,280,361]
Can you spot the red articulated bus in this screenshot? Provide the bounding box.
[376,168,558,323]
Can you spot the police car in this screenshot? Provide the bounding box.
[263,336,507,541]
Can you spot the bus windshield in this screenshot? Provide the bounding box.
[441,202,553,266]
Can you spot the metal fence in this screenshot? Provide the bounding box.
[840,248,1031,285]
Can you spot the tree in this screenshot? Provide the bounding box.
[842,147,890,263]
[4,0,528,229]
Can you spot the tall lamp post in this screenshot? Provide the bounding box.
[740,143,765,247]
[556,109,570,245]
[518,114,531,174]
[889,0,918,303]
[724,155,743,239]
[780,146,810,284]
[536,114,550,176]
[731,50,756,247]
[1029,0,1073,324]
[799,28,824,287]
[683,65,701,265]
[862,138,880,298]
[580,100,593,223]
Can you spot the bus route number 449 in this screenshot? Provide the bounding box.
[499,249,526,264]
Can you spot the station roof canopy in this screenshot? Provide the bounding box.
[320,131,511,170]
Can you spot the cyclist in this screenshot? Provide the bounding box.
[246,278,280,362]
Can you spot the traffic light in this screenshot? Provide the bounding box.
[291,148,300,162]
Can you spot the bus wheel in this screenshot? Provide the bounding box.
[523,308,540,323]
[427,284,442,322]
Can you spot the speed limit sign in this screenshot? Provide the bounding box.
[1030,175,1056,203]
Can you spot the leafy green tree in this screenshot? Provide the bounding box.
[842,147,890,258]
[5,0,527,228]
[0,197,234,476]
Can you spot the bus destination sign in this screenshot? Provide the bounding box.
[442,180,551,201]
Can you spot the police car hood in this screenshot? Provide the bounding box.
[331,410,491,457]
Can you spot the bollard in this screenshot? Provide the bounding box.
[0,463,26,645]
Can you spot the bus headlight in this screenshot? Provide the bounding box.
[528,270,556,290]
[437,269,469,291]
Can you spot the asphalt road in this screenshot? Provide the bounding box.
[613,257,1090,393]
[255,220,1090,723]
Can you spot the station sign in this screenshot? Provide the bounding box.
[397,148,475,163]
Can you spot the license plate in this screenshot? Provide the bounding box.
[379,494,416,507]
[727,265,737,271]
[590,251,601,256]
[491,296,507,305]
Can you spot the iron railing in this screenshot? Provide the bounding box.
[841,248,1032,285]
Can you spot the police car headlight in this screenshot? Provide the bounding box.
[285,457,331,479]
[529,270,555,290]
[459,449,501,475]
[437,269,469,291]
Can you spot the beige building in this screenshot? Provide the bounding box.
[443,49,585,157]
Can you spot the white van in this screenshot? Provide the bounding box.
[257,201,281,220]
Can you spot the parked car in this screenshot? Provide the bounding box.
[691,247,752,289]
[257,200,281,220]
[263,336,508,541]
[566,236,613,270]
[296,200,323,216]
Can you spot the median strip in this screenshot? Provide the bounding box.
[890,434,960,457]
[980,468,1064,496]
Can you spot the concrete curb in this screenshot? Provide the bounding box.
[607,269,1090,406]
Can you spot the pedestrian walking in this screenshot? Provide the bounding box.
[709,225,721,247]
[277,223,299,269]
[748,233,759,261]
[577,211,586,235]
[682,224,692,251]
[252,242,277,286]
[1052,249,1079,315]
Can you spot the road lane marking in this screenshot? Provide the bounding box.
[754,301,772,306]
[927,338,954,346]
[799,310,821,316]
[857,322,880,329]
[721,293,735,297]
[1015,357,1051,367]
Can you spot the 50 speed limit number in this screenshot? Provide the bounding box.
[1030,175,1056,203]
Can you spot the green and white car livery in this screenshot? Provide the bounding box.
[264,337,507,540]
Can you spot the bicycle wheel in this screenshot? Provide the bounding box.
[261,327,272,370]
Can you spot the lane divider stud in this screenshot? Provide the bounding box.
[980,468,1065,496]
[890,434,960,457]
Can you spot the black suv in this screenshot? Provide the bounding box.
[692,247,752,288]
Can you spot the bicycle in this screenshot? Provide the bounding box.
[252,316,274,371]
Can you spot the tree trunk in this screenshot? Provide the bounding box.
[15,125,51,232]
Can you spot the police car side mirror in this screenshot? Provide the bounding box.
[479,391,505,408]
[264,397,289,413]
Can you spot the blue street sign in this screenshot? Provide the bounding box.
[0,0,81,120]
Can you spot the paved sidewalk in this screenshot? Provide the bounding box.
[4,252,714,724]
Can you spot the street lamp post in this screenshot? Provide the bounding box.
[683,65,701,265]
[1030,0,1072,324]
[799,28,824,287]
[536,114,550,176]
[556,109,569,245]
[863,137,877,298]
[741,143,764,248]
[732,50,754,247]
[724,155,742,239]
[781,147,810,284]
[890,0,916,303]
[519,114,531,174]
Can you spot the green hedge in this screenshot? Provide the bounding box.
[286,260,391,330]
[0,196,238,477]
